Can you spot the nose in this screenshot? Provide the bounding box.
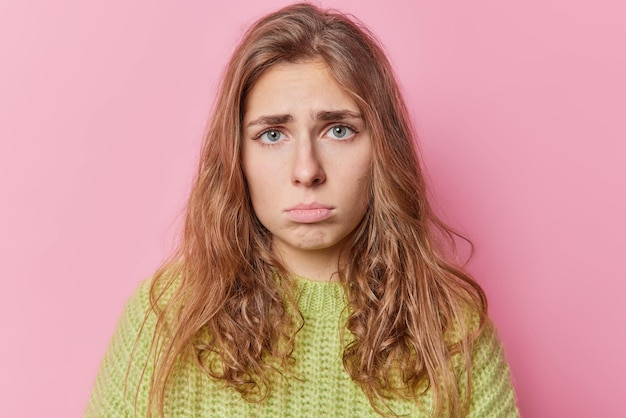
[291,140,326,187]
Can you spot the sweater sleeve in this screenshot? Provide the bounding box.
[85,280,155,418]
[467,321,519,417]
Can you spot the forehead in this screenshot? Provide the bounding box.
[243,60,360,123]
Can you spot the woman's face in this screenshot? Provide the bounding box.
[242,60,372,268]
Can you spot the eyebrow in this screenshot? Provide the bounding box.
[246,114,293,127]
[315,110,362,121]
[246,109,362,128]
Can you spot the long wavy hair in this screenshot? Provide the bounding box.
[141,3,487,417]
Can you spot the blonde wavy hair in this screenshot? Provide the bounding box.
[141,3,487,417]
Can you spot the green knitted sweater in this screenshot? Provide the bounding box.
[86,277,518,417]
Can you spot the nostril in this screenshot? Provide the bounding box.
[291,159,325,186]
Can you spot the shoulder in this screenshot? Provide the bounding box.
[85,278,158,417]
[122,278,153,322]
[467,318,520,417]
[444,307,519,417]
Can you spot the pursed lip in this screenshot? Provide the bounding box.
[284,202,334,223]
[285,202,333,211]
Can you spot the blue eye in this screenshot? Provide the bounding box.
[326,125,355,140]
[259,129,284,144]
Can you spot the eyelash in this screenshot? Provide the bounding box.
[253,124,359,146]
[254,129,284,145]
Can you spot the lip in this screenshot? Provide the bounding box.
[284,202,334,223]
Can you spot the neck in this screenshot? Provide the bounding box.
[273,246,341,282]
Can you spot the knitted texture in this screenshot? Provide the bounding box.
[86,277,518,417]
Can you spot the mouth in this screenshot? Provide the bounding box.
[284,203,334,223]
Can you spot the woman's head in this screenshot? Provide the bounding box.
[196,2,426,264]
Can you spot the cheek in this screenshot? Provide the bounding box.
[243,158,280,214]
[242,145,284,181]
[350,155,373,194]
[338,164,372,212]
[242,154,265,192]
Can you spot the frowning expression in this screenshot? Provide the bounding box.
[242,60,372,264]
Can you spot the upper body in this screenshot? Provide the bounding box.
[87,3,519,417]
[86,276,518,417]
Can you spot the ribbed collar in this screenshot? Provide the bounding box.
[291,275,347,319]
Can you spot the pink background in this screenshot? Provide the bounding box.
[1,1,624,416]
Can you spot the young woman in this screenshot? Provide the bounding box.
[86,3,518,417]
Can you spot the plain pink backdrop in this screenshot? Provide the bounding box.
[1,1,624,417]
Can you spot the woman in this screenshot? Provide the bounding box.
[86,3,518,417]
